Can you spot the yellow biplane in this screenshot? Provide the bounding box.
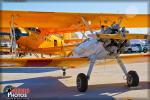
[0,10,149,92]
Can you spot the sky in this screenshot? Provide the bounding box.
[1,1,148,14]
[1,1,149,37]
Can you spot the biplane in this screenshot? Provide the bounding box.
[0,10,149,92]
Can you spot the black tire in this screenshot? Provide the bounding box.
[127,49,132,53]
[63,71,66,76]
[76,73,88,92]
[62,69,66,76]
[127,70,139,87]
[143,48,148,53]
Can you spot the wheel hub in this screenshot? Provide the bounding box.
[127,74,133,85]
[77,78,82,89]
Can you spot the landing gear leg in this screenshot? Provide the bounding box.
[116,56,139,87]
[76,55,96,92]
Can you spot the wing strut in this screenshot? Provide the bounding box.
[81,16,94,35]
[10,15,17,58]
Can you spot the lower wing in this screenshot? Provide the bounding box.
[17,45,76,55]
[0,57,89,68]
[0,53,149,68]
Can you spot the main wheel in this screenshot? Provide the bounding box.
[76,73,88,92]
[127,70,139,87]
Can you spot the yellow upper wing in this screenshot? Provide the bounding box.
[1,10,149,30]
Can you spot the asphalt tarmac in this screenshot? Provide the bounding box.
[0,60,149,100]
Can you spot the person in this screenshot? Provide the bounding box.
[111,17,123,34]
[98,25,112,34]
[96,25,107,39]
[100,25,105,33]
[121,27,127,38]
[95,25,105,39]
[104,27,112,34]
[111,23,120,34]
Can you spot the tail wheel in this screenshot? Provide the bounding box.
[127,70,139,87]
[76,73,88,92]
[62,68,66,76]
[63,71,66,76]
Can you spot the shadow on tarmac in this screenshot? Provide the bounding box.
[1,75,150,100]
[0,67,60,73]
